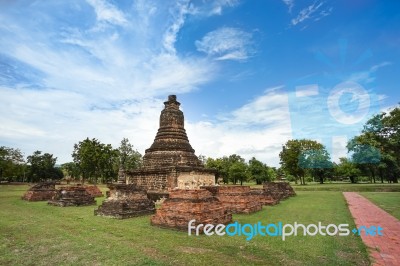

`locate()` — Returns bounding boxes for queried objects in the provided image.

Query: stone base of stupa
[94,184,155,219]
[48,186,96,207]
[202,186,263,214]
[22,182,56,201]
[150,189,232,232]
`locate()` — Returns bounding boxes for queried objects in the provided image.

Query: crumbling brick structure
[151,189,232,232]
[249,188,279,206]
[94,184,155,219]
[202,186,263,214]
[84,185,104,197]
[21,182,56,201]
[48,186,96,207]
[262,182,296,201]
[126,95,216,199]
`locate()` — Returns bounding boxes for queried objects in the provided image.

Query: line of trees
[279,105,400,184]
[0,147,62,182]
[0,138,142,184]
[70,137,142,184]
[204,154,277,185]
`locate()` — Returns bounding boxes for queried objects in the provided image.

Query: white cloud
[348,61,392,84]
[209,0,239,15]
[86,0,128,27]
[0,1,237,164]
[195,27,253,61]
[291,1,332,26]
[282,0,294,13]
[162,1,192,54]
[186,87,293,166]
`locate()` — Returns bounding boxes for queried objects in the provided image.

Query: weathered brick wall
[151,189,232,232]
[202,186,263,214]
[127,170,170,192]
[263,182,296,201]
[84,185,103,197]
[249,188,279,206]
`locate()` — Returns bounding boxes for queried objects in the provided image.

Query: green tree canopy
[117,138,142,171]
[279,139,326,185]
[0,146,25,181]
[26,151,62,182]
[248,157,272,184]
[72,138,118,184]
[348,105,400,183]
[334,157,361,183]
[299,147,333,184]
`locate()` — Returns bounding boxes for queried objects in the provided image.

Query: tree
[334,157,361,183]
[117,138,142,171]
[205,157,229,183]
[26,151,62,182]
[279,139,326,185]
[72,138,119,184]
[0,146,25,181]
[299,147,333,184]
[61,162,80,183]
[248,157,271,184]
[229,160,248,185]
[347,105,400,183]
[205,154,248,184]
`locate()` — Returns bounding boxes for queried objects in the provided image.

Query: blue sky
[0,0,399,166]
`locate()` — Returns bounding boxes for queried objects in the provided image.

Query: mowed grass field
[0,185,370,266]
[360,192,400,220]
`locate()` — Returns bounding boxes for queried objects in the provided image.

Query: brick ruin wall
[127,170,169,192]
[202,185,262,214]
[95,184,155,219]
[263,182,296,201]
[48,186,96,207]
[151,189,232,232]
[21,182,56,201]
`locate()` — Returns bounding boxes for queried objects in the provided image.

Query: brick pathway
[343,192,400,266]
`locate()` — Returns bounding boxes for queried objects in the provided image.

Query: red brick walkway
[343,192,400,266]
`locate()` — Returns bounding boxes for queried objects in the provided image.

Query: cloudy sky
[1,0,399,167]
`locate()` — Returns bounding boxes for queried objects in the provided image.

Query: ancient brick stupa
[48,185,96,207]
[126,95,216,200]
[22,182,56,201]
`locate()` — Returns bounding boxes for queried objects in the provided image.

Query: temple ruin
[150,189,232,232]
[84,185,104,197]
[94,183,155,219]
[126,95,216,199]
[22,182,56,201]
[48,185,96,207]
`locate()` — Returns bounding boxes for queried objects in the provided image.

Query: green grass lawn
[359,192,400,220]
[0,185,370,265]
[291,182,400,192]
